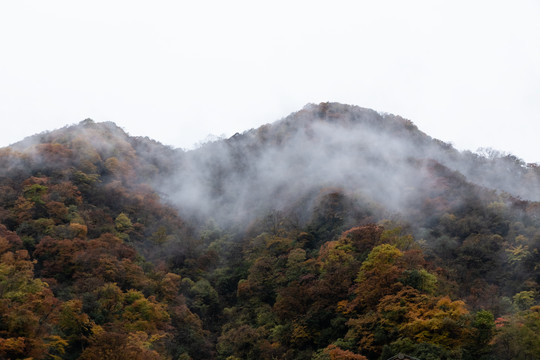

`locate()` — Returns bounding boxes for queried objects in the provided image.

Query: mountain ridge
[4,103,539,219]
[0,103,539,359]
[159,103,539,228]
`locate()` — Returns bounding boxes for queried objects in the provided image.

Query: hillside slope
[0,103,539,360]
[164,103,540,225]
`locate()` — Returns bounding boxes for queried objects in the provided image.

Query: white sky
[1,1,539,163]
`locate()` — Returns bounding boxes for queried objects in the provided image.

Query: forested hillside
[0,103,539,359]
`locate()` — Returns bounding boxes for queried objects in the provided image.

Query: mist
[3,103,538,231]
[159,103,540,228]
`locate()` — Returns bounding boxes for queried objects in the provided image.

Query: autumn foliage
[0,114,539,359]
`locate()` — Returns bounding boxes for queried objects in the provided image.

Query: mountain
[0,103,539,360]
[165,103,539,224]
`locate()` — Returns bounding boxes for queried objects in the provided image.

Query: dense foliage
[0,104,539,359]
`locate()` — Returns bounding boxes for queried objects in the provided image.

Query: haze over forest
[0,103,539,360]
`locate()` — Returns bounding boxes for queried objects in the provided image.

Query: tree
[348,244,405,311]
[0,248,64,359]
[313,344,367,360]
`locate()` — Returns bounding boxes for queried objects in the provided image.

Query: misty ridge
[2,102,540,359]
[2,102,539,228]
[157,102,540,226]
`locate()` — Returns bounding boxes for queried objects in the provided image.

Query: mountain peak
[0,104,539,359]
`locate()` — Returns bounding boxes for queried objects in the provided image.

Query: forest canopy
[0,103,539,359]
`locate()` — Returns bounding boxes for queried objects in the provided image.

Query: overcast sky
[1,1,539,163]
